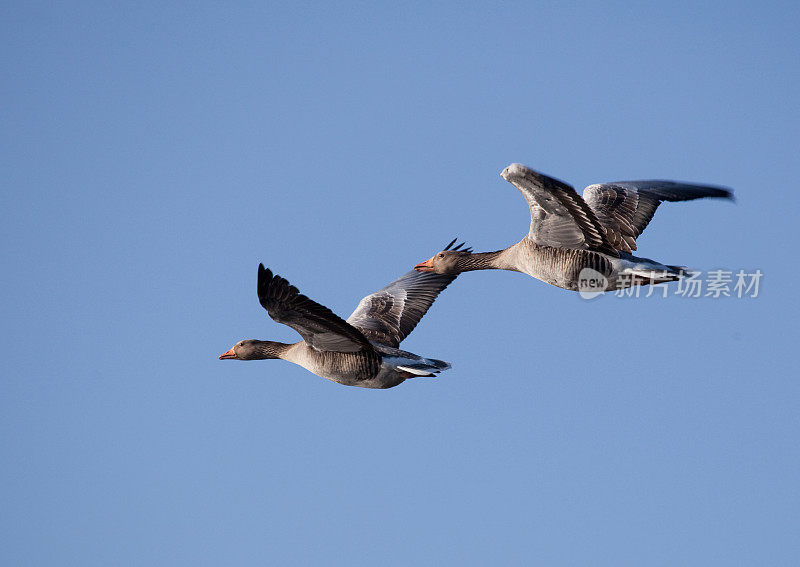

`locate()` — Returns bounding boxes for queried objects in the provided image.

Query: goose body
[277,341,451,389]
[415,163,732,292]
[220,264,457,389]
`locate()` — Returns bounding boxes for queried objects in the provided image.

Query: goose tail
[667,265,693,278]
[624,264,688,285]
[395,357,451,378]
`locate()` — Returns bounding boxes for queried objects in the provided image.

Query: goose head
[219,340,285,360]
[414,250,463,274]
[414,238,472,274]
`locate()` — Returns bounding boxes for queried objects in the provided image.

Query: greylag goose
[219,262,459,389]
[414,163,733,292]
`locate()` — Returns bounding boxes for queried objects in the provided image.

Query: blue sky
[2,1,799,565]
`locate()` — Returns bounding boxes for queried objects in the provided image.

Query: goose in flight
[414,163,733,292]
[219,261,459,389]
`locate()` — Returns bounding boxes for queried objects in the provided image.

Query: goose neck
[456,250,506,271]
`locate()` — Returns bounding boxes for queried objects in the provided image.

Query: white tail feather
[397,365,437,376]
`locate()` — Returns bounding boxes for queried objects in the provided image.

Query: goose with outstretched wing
[414,163,733,292]
[220,258,459,389]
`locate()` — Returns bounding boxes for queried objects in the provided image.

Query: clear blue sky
[3,2,798,565]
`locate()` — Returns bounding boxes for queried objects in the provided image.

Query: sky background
[3,1,799,565]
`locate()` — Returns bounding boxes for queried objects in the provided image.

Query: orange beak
[414,257,435,272]
[219,348,237,360]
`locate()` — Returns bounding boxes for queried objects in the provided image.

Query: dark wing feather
[583,180,733,252]
[257,264,373,353]
[501,163,618,256]
[346,270,457,348]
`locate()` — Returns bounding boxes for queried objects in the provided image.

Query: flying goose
[219,262,459,389]
[414,163,733,292]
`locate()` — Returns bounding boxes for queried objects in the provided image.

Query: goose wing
[501,163,618,256]
[346,270,457,348]
[582,180,733,253]
[257,264,373,353]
